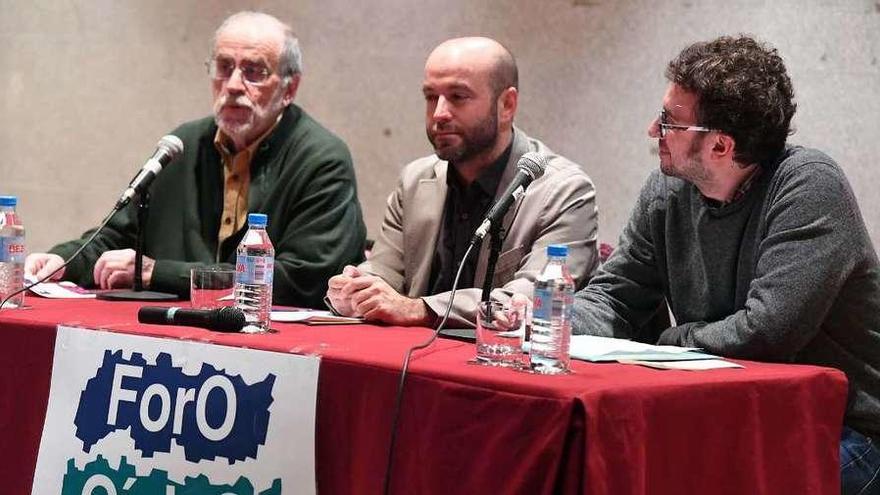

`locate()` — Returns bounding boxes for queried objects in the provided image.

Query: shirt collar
[730,165,763,203]
[704,165,764,209]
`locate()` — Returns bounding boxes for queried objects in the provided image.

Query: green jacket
[51,104,366,308]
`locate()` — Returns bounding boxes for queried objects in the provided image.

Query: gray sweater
[572,146,880,438]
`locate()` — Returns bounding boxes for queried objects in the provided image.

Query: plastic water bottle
[530,244,574,374]
[234,213,274,333]
[0,196,26,309]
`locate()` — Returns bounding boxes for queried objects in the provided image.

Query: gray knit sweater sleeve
[570,172,666,341]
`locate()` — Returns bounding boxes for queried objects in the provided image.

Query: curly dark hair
[666,35,796,167]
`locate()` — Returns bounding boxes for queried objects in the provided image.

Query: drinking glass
[475,300,525,367]
[190,266,235,310]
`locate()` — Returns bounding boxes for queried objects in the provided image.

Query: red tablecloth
[0,297,847,494]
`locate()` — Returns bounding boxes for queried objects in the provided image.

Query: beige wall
[2,0,879,255]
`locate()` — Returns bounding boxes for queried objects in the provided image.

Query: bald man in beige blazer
[327,37,598,327]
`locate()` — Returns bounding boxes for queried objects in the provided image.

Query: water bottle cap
[547,244,568,257]
[0,196,17,207]
[247,213,268,226]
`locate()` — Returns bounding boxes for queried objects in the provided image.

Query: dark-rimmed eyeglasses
[657,109,714,138]
[206,57,273,86]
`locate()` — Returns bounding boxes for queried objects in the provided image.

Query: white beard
[214,91,285,147]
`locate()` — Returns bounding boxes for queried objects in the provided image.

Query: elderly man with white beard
[25,11,366,308]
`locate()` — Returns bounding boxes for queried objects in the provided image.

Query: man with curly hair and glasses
[571,35,880,493]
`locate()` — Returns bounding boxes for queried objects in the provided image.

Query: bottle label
[0,236,25,263]
[235,255,274,285]
[0,212,18,230]
[532,287,553,321]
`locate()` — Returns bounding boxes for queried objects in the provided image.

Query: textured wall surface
[2,0,878,256]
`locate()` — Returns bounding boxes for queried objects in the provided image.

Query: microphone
[471,151,547,243]
[115,135,185,210]
[138,306,246,332]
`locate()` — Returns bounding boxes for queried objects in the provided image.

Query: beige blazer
[361,128,599,327]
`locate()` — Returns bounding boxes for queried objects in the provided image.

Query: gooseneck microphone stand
[480,221,506,302]
[96,190,177,301]
[132,190,150,292]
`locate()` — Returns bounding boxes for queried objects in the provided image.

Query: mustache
[430,122,458,134]
[218,95,254,110]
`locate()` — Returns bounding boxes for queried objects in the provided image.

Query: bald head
[422,37,519,174]
[426,37,518,98]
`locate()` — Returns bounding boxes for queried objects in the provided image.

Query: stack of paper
[524,335,742,370]
[569,335,711,362]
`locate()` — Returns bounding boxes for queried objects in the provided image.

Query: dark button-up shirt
[428,143,512,295]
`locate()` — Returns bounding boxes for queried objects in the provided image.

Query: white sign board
[32,326,320,495]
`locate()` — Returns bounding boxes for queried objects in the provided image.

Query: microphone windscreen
[212,306,247,332]
[517,152,547,180]
[157,135,184,158]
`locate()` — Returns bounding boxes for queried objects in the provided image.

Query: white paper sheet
[270,310,363,325]
[618,359,744,370]
[25,276,95,299]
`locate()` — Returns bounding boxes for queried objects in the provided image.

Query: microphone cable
[0,207,119,311]
[382,241,476,495]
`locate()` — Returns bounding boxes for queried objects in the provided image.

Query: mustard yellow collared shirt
[213,116,281,248]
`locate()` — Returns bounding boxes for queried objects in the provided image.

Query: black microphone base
[96,289,179,301]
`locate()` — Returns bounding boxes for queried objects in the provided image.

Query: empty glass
[190,266,235,310]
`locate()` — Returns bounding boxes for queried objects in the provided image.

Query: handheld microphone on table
[115,135,184,210]
[471,151,547,244]
[138,306,246,332]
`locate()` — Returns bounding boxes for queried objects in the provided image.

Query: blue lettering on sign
[74,351,276,462]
